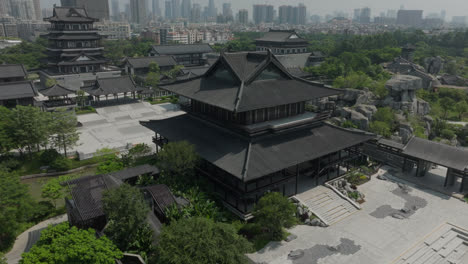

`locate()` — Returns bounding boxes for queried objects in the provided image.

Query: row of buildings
[143,27,233,45]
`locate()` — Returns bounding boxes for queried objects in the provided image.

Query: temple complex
[40,6,120,90]
[142,50,375,219]
[255,29,309,55]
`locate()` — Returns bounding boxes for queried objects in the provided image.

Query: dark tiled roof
[402,137,468,171]
[256,29,307,43]
[45,7,97,22]
[111,164,159,181]
[142,114,375,181]
[82,76,140,96]
[0,81,37,100]
[126,56,177,68]
[46,34,102,40]
[160,51,340,112]
[62,165,160,222]
[151,44,213,55]
[0,64,27,79]
[142,184,177,216]
[377,138,405,150]
[39,83,75,97]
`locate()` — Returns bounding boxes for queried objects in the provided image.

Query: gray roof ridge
[220,52,246,83]
[324,121,376,136]
[241,142,252,181]
[233,81,244,113]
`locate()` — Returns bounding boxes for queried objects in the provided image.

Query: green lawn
[21,167,97,208]
[10,152,114,176]
[75,106,97,115]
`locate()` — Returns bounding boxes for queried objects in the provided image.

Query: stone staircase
[294,185,359,226]
[394,223,468,264]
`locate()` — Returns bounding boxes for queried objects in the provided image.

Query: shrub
[49,156,72,171]
[252,192,296,240]
[441,128,456,140]
[342,120,358,129]
[29,201,55,222]
[0,158,21,171]
[40,149,61,164]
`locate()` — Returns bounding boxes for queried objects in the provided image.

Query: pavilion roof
[142,184,177,217]
[82,76,141,96]
[159,51,340,112]
[151,43,213,55]
[45,7,98,22]
[0,81,37,100]
[402,137,468,171]
[0,64,27,79]
[39,83,75,97]
[125,56,177,69]
[141,114,375,182]
[255,29,308,43]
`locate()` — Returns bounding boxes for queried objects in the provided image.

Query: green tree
[96,155,124,174]
[252,192,296,240]
[41,174,76,208]
[439,97,455,119]
[76,90,86,108]
[157,217,253,264]
[0,252,7,264]
[9,106,50,154]
[50,109,79,156]
[0,168,33,251]
[20,223,122,264]
[455,100,468,120]
[0,107,14,154]
[45,78,57,88]
[373,107,395,124]
[148,61,160,73]
[157,141,199,188]
[165,65,184,80]
[369,121,392,138]
[102,184,153,253]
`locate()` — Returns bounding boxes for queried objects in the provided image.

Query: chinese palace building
[40,7,120,90]
[142,50,375,219]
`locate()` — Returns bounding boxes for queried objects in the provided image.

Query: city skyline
[38,0,468,19]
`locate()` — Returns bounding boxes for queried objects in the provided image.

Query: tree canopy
[0,168,33,251]
[157,217,253,264]
[102,184,153,254]
[20,223,122,264]
[252,192,296,240]
[157,141,199,188]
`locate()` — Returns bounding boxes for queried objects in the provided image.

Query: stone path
[295,186,358,226]
[5,214,68,264]
[394,223,468,264]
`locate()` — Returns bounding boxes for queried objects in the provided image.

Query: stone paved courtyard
[247,167,468,264]
[72,102,184,159]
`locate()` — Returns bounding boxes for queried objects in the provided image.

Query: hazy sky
[41,0,468,19]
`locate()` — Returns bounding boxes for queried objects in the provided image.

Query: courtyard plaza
[247,165,468,264]
[72,102,184,159]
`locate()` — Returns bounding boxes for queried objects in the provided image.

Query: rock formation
[383,75,431,115]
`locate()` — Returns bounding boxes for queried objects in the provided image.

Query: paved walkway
[5,214,68,264]
[247,168,468,264]
[294,186,358,226]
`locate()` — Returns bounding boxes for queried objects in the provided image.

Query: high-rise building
[152,0,161,17]
[253,4,274,24]
[171,0,180,19]
[278,4,305,25]
[165,1,171,19]
[124,3,130,19]
[111,0,119,18]
[191,3,201,22]
[296,3,306,25]
[74,0,110,21]
[208,0,216,17]
[130,0,147,25]
[359,7,371,23]
[452,16,467,27]
[181,0,190,18]
[238,9,248,25]
[222,3,232,17]
[0,0,8,16]
[32,0,41,20]
[353,8,360,21]
[397,10,423,27]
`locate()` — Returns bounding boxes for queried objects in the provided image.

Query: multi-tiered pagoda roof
[43,7,107,74]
